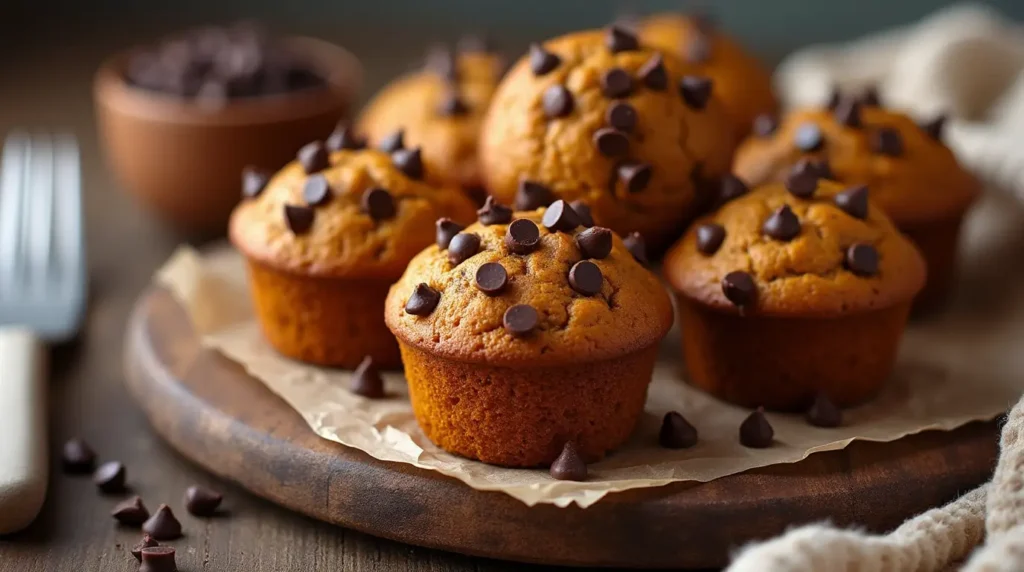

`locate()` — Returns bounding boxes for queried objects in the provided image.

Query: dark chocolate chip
[794,122,824,151]
[542,199,580,232]
[616,162,652,193]
[784,160,820,198]
[361,187,396,221]
[549,441,587,481]
[696,223,726,255]
[435,218,464,249]
[638,54,667,90]
[826,85,842,110]
[529,43,561,76]
[542,85,574,118]
[437,91,470,117]
[112,496,150,526]
[718,174,749,204]
[860,85,882,106]
[447,232,481,266]
[503,304,539,336]
[139,545,177,572]
[62,438,96,474]
[570,201,594,227]
[686,33,711,63]
[184,485,223,516]
[505,218,541,254]
[721,270,756,307]
[378,129,405,153]
[623,232,648,264]
[325,123,366,151]
[284,204,315,235]
[477,196,513,225]
[93,461,126,494]
[297,141,329,174]
[405,283,441,316]
[920,114,947,141]
[872,127,903,156]
[806,394,843,428]
[605,102,637,133]
[302,174,332,207]
[679,76,713,110]
[515,180,554,211]
[762,205,801,241]
[568,260,603,296]
[593,128,629,157]
[475,262,508,295]
[606,25,640,53]
[392,147,425,179]
[576,227,613,259]
[241,166,270,199]
[131,535,159,562]
[601,68,633,98]
[425,45,458,81]
[810,157,835,180]
[351,356,386,399]
[659,412,698,449]
[845,243,879,276]
[142,505,182,540]
[834,97,862,127]
[752,113,777,137]
[835,185,869,219]
[739,407,774,448]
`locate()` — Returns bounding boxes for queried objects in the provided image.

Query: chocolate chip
[284,204,315,235]
[549,441,587,481]
[576,227,613,259]
[361,187,396,221]
[835,185,869,219]
[477,196,513,225]
[350,356,386,399]
[475,262,508,295]
[505,218,541,254]
[638,54,667,90]
[752,114,777,137]
[834,97,862,127]
[659,412,698,449]
[762,205,801,241]
[542,199,580,232]
[378,129,405,153]
[679,76,713,109]
[606,25,639,53]
[139,545,177,572]
[601,68,633,98]
[739,408,774,448]
[392,147,424,179]
[131,535,159,562]
[529,43,560,75]
[722,271,756,307]
[435,218,464,249]
[696,223,726,255]
[542,85,574,118]
[921,114,947,141]
[447,232,481,266]
[794,122,824,151]
[515,180,554,211]
[784,160,820,198]
[296,141,329,174]
[826,85,842,110]
[62,438,96,474]
[437,91,470,117]
[623,232,648,264]
[325,123,366,151]
[718,174,749,204]
[112,496,150,526]
[605,102,637,132]
[241,166,270,199]
[806,394,843,428]
[845,243,879,276]
[593,128,629,157]
[503,304,539,336]
[184,485,223,516]
[686,34,711,63]
[615,161,652,194]
[860,85,882,106]
[302,174,332,207]
[93,461,126,494]
[810,157,835,180]
[570,201,594,227]
[405,283,441,316]
[872,127,903,156]
[568,260,603,296]
[142,505,182,540]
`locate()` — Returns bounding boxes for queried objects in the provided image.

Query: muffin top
[477,26,735,248]
[385,200,674,366]
[664,175,926,317]
[733,102,980,226]
[639,13,777,140]
[229,141,476,279]
[357,44,504,191]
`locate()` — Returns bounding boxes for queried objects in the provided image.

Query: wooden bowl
[94,36,362,234]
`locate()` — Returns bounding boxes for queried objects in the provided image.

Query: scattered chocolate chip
[606,25,639,53]
[529,43,561,75]
[405,283,441,316]
[920,114,947,141]
[834,97,862,127]
[503,304,539,336]
[826,85,842,110]
[284,204,315,235]
[784,160,820,198]
[718,174,749,204]
[350,356,385,399]
[184,485,223,516]
[378,129,405,153]
[302,174,332,207]
[425,45,458,81]
[542,199,581,232]
[872,127,903,156]
[296,141,329,174]
[361,187,396,221]
[601,68,633,98]
[752,114,777,137]
[549,441,587,481]
[739,408,774,448]
[679,76,713,109]
[241,166,270,199]
[806,394,843,428]
[593,128,629,157]
[659,412,698,449]
[131,535,159,562]
[447,232,481,266]
[93,461,126,494]
[638,54,667,90]
[845,243,879,276]
[475,262,508,295]
[686,34,711,63]
[835,185,869,219]
[568,260,603,296]
[794,122,824,151]
[112,496,150,526]
[515,180,554,211]
[576,227,613,259]
[325,123,366,151]
[435,218,464,249]
[505,218,541,254]
[542,85,574,118]
[762,205,801,241]
[477,196,513,225]
[139,545,177,572]
[437,91,470,117]
[696,223,726,255]
[860,85,882,106]
[722,271,756,308]
[142,504,182,540]
[62,438,96,474]
[623,232,648,264]
[605,102,637,133]
[392,147,425,179]
[570,201,594,227]
[616,162,652,194]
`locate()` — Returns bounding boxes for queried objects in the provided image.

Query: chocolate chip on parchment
[361,187,396,221]
[623,232,648,264]
[576,227,613,259]
[570,200,594,227]
[131,535,159,562]
[920,115,947,141]
[793,122,824,151]
[784,159,820,198]
[62,438,96,474]
[617,162,652,193]
[806,394,843,428]
[241,166,270,199]
[297,141,329,174]
[503,304,539,336]
[392,147,425,179]
[505,218,541,254]
[435,218,465,249]
[696,223,726,255]
[350,356,386,399]
[568,260,603,296]
[593,128,629,157]
[872,127,903,156]
[845,243,879,276]
[302,174,332,207]
[542,199,581,232]
[752,113,777,137]
[721,270,756,308]
[542,85,574,118]
[515,180,554,211]
[605,102,637,133]
[475,262,508,295]
[762,205,801,241]
[112,496,150,526]
[549,441,587,481]
[835,185,869,219]
[284,204,315,235]
[378,129,405,153]
[325,123,366,151]
[638,53,668,90]
[601,68,633,98]
[740,407,774,448]
[93,461,126,494]
[659,412,698,449]
[834,97,862,128]
[679,76,712,110]
[184,485,223,516]
[606,25,640,53]
[477,196,513,225]
[529,43,561,75]
[142,505,182,540]
[447,232,481,266]
[405,284,441,316]
[139,545,177,572]
[437,91,470,117]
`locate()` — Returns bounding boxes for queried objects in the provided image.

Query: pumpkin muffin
[385,199,673,467]
[358,43,504,205]
[733,101,979,311]
[478,26,736,251]
[229,138,476,368]
[663,175,926,411]
[638,12,778,140]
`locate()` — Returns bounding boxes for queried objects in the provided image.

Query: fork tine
[0,133,30,297]
[53,134,82,291]
[27,134,55,295]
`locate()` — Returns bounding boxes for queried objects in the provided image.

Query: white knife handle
[0,328,47,534]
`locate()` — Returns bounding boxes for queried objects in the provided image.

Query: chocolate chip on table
[528,43,561,75]
[139,545,177,572]
[835,185,869,219]
[515,180,554,211]
[806,394,843,428]
[623,232,648,265]
[392,147,425,179]
[503,304,539,336]
[793,122,824,152]
[297,141,329,174]
[477,196,513,225]
[568,260,603,296]
[112,496,150,526]
[593,128,629,157]
[718,174,749,204]
[721,270,756,308]
[576,227,613,260]
[860,85,882,106]
[62,438,96,474]
[570,201,594,227]
[241,166,270,199]
[302,174,332,207]
[549,441,587,481]
[762,205,801,241]
[739,407,774,448]
[505,218,541,254]
[845,243,879,276]
[475,262,508,295]
[686,33,711,63]
[606,25,640,53]
[617,162,652,193]
[834,97,862,128]
[679,76,713,110]
[659,411,698,449]
[601,68,633,98]
[184,485,223,516]
[325,123,366,152]
[435,218,465,249]
[605,102,638,133]
[542,200,581,232]
[405,283,441,316]
[696,223,726,255]
[131,535,159,562]
[350,356,386,399]
[437,91,470,117]
[784,160,820,198]
[542,85,574,118]
[284,204,315,235]
[378,129,405,153]
[361,187,396,221]
[752,113,777,137]
[637,54,667,90]
[447,232,481,266]
[93,461,126,494]
[920,114,947,141]
[142,504,182,540]
[872,127,903,156]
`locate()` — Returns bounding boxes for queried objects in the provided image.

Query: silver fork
[0,132,86,534]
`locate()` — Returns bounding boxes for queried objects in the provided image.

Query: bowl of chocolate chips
[95,22,361,233]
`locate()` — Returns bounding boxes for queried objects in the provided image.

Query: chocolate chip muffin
[384,199,673,467]
[358,44,504,205]
[663,175,925,411]
[733,101,979,311]
[478,26,736,251]
[229,138,477,368]
[638,13,778,140]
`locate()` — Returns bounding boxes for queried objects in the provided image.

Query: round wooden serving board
[124,287,999,569]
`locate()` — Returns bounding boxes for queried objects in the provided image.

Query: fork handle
[0,328,47,534]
